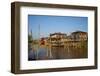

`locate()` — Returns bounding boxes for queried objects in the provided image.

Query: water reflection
[28,45,87,61]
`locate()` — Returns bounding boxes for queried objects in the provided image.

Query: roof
[50,32,67,36]
[71,31,87,35]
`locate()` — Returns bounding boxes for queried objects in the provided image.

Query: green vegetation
[28,35,33,43]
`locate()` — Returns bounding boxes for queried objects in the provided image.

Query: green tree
[28,34,33,43]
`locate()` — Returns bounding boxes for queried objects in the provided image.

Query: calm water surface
[28,45,87,60]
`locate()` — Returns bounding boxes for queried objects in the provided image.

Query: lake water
[28,45,87,61]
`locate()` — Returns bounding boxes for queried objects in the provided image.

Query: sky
[28,15,88,39]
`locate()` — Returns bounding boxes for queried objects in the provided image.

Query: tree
[28,34,33,43]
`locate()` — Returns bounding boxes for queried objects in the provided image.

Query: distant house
[39,31,88,47]
[71,31,88,41]
[50,32,67,39]
[49,32,67,46]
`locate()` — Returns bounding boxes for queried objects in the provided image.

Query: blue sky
[28,15,88,39]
